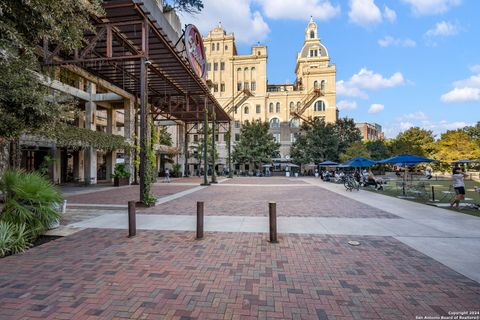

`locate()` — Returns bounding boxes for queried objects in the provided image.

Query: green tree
[365,139,391,160]
[334,117,362,155]
[291,119,339,164]
[0,0,103,170]
[339,141,371,162]
[464,122,480,147]
[232,120,280,171]
[164,0,204,13]
[191,125,218,173]
[389,127,435,156]
[433,130,480,163]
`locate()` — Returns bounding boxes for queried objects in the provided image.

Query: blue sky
[182,0,480,138]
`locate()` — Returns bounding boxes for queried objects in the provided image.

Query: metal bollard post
[128,201,136,237]
[431,186,435,202]
[269,202,278,243]
[196,201,204,240]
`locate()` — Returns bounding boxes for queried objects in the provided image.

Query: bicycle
[344,175,360,191]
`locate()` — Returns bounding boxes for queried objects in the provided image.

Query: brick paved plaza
[1,177,479,320]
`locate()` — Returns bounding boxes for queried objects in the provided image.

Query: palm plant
[0,221,30,257]
[0,169,63,239]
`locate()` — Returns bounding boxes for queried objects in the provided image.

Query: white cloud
[378,36,416,47]
[383,6,397,23]
[470,65,480,73]
[337,68,405,99]
[441,69,480,103]
[350,68,405,90]
[181,0,270,44]
[368,103,384,113]
[336,81,369,98]
[441,87,480,103]
[425,21,460,37]
[261,0,341,21]
[401,111,428,120]
[337,100,358,110]
[401,0,461,16]
[348,0,382,28]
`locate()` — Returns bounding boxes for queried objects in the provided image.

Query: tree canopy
[339,141,371,162]
[0,0,103,138]
[232,120,280,168]
[164,0,204,14]
[365,139,390,160]
[388,127,435,156]
[433,130,480,163]
[291,119,339,164]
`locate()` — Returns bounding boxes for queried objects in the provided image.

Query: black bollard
[196,201,204,240]
[128,201,136,237]
[269,202,278,243]
[431,186,435,202]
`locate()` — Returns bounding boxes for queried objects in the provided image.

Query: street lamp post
[210,110,217,184]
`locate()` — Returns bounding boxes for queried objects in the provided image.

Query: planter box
[114,177,130,187]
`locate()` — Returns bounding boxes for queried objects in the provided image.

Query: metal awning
[42,0,230,124]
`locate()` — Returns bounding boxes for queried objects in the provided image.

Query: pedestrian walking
[450,167,466,209]
[164,168,171,183]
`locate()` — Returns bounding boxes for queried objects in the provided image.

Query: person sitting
[425,166,433,180]
[365,170,382,190]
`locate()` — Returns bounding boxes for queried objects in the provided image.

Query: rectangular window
[273,133,280,143]
[290,133,296,143]
[216,43,219,51]
[235,133,240,142]
[251,81,256,91]
[237,82,242,91]
[225,45,228,51]
[214,63,218,71]
[220,83,225,92]
[256,105,261,113]
[234,120,240,128]
[220,62,225,70]
[193,134,198,143]
[211,43,215,51]
[213,83,218,92]
[207,63,211,71]
[215,134,219,142]
[244,82,249,91]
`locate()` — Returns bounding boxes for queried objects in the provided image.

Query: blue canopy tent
[378,154,436,195]
[341,157,376,168]
[318,161,339,166]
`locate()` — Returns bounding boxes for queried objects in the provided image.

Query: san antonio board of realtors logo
[185,24,206,79]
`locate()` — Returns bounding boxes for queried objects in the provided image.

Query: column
[84,81,97,185]
[106,108,117,181]
[124,99,135,183]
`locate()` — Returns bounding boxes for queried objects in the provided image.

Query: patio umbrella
[378,154,436,195]
[341,157,376,168]
[318,161,339,166]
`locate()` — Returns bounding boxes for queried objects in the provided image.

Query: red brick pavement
[141,185,398,218]
[64,184,195,205]
[0,229,478,320]
[219,177,309,185]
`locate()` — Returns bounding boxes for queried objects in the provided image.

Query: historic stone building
[201,18,338,170]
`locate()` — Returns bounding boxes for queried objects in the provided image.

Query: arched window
[310,30,315,39]
[269,118,280,129]
[320,80,326,91]
[269,103,274,113]
[276,102,280,113]
[289,101,295,111]
[297,101,301,110]
[314,100,326,112]
[289,118,300,128]
[251,67,256,80]
[244,105,249,114]
[314,80,319,89]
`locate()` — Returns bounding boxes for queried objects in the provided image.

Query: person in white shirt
[164,168,171,183]
[450,167,466,209]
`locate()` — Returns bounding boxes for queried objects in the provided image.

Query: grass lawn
[365,178,480,217]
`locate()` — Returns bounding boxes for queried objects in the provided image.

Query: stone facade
[200,18,338,168]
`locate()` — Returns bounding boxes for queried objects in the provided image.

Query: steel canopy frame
[42,0,230,201]
[43,0,230,124]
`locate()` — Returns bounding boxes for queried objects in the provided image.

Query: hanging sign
[184,24,206,79]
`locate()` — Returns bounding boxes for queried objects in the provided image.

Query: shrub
[0,169,62,239]
[112,163,131,178]
[0,221,30,257]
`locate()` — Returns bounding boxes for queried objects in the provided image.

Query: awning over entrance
[43,0,230,124]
